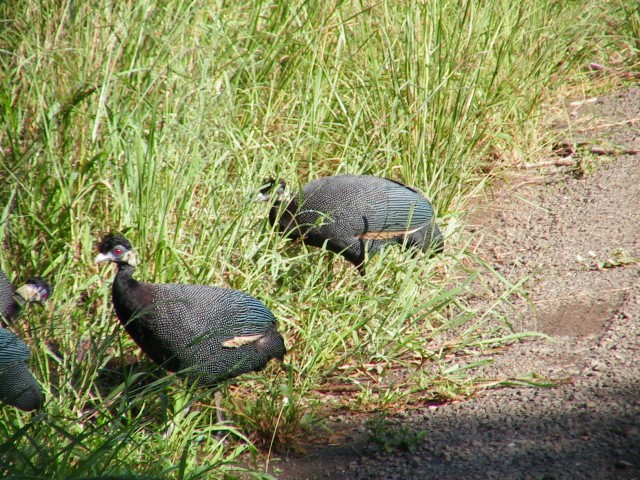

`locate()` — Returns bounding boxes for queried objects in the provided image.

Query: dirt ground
[269,88,640,479]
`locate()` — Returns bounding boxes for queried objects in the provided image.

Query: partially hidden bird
[0,269,51,411]
[94,233,286,388]
[258,174,444,274]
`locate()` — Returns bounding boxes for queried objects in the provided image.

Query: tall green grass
[0,0,635,477]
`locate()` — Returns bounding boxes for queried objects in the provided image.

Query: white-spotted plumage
[264,174,444,274]
[0,268,46,411]
[0,270,14,322]
[0,328,42,411]
[96,234,286,386]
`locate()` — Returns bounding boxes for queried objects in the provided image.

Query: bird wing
[153,284,276,344]
[0,358,42,411]
[223,290,278,336]
[221,334,265,348]
[0,328,30,367]
[358,185,434,239]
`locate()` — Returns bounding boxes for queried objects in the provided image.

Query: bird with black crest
[94,233,286,419]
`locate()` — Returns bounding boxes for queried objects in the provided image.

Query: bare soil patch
[268,87,640,479]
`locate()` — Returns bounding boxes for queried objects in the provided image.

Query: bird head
[14,277,52,304]
[95,233,137,266]
[256,178,286,202]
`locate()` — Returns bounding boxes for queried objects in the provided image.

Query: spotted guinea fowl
[0,269,51,411]
[95,233,286,387]
[1,271,50,326]
[259,174,444,274]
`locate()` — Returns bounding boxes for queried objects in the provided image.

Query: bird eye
[114,248,123,255]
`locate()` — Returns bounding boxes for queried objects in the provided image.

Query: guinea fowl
[259,174,444,274]
[1,272,50,326]
[0,270,51,411]
[94,233,286,388]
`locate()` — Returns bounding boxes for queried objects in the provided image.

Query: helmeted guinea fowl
[95,233,286,387]
[258,174,444,274]
[0,269,51,411]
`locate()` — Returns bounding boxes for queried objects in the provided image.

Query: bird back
[115,280,285,385]
[288,175,436,236]
[0,270,16,323]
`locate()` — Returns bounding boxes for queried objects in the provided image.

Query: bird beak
[94,251,137,266]
[94,253,112,264]
[15,284,38,302]
[256,191,271,202]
